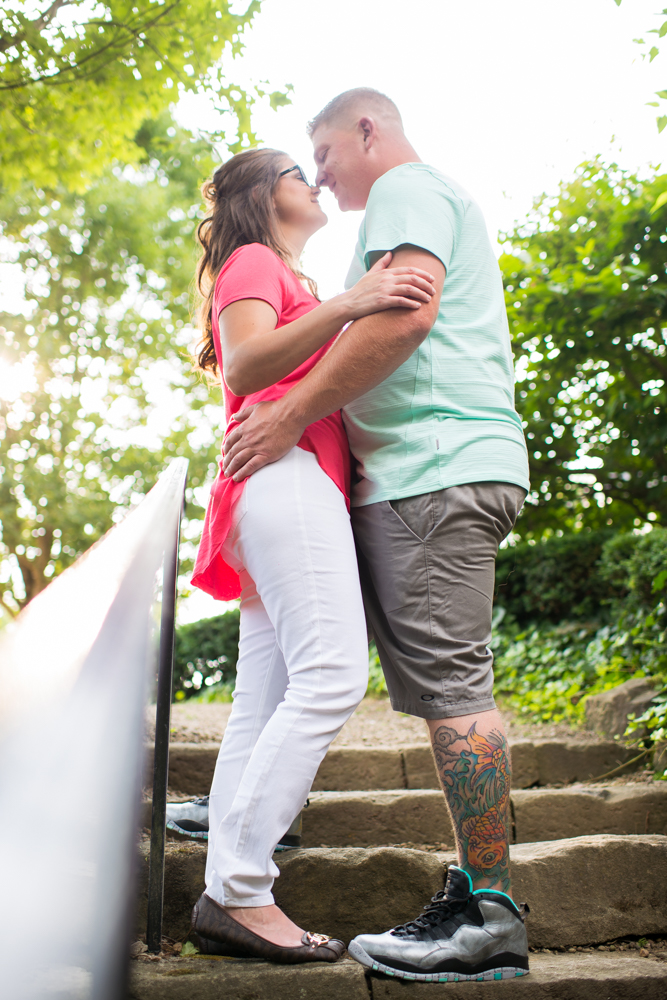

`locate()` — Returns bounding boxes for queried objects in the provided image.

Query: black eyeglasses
[279,164,310,186]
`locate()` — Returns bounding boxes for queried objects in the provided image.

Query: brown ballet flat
[191,892,346,964]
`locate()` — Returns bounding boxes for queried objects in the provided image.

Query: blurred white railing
[0,458,188,1000]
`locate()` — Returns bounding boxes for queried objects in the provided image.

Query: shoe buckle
[303,932,330,948]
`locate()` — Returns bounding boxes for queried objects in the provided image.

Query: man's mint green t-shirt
[343,162,530,507]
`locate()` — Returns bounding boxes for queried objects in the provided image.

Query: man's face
[311,122,374,212]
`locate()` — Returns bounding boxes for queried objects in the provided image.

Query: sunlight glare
[0,357,38,402]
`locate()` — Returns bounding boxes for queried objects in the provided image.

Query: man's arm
[222,246,445,481]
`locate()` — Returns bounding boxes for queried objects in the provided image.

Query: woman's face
[272,158,327,241]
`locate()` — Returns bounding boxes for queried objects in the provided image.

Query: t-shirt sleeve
[362,165,463,273]
[214,243,286,318]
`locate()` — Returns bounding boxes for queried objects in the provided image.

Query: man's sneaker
[274,807,304,851]
[348,865,529,983]
[166,796,210,841]
[165,796,306,850]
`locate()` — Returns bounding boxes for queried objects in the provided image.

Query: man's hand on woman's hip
[222,400,305,482]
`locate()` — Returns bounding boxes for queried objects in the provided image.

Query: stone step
[128,951,667,1000]
[301,784,667,847]
[151,739,641,796]
[135,834,667,950]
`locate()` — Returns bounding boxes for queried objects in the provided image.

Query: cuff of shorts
[390,695,497,721]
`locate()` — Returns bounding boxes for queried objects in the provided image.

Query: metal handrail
[147,467,184,952]
[0,458,188,999]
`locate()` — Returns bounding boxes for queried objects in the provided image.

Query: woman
[190,148,435,963]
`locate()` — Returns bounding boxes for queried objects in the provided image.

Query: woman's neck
[276,224,308,271]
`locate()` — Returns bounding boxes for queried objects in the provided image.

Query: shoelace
[392,890,473,937]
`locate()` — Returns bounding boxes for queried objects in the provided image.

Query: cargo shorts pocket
[352,500,428,615]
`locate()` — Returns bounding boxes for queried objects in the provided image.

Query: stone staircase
[130,731,667,998]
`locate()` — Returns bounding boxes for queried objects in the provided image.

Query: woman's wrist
[326,290,357,325]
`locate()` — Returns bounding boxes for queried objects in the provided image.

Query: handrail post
[146,477,186,953]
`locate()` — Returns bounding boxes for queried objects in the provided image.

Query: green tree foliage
[0,119,224,616]
[492,530,667,750]
[501,160,667,536]
[173,608,239,698]
[0,0,282,191]
[495,527,667,626]
[495,530,618,625]
[614,0,667,132]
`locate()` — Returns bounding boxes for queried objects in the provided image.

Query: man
[222,88,531,983]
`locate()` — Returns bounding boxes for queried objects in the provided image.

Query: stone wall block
[138,836,667,950]
[585,678,656,738]
[129,957,369,1000]
[137,841,207,942]
[302,790,454,848]
[272,847,445,943]
[509,835,667,948]
[311,747,405,791]
[401,744,439,789]
[512,786,667,843]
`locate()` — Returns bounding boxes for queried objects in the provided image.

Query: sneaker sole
[166,820,208,841]
[166,821,301,852]
[348,941,530,983]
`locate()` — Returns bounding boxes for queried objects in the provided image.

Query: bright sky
[178,0,667,301]
[4,0,667,624]
[177,0,667,623]
[179,0,667,622]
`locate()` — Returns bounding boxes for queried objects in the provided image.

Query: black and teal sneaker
[348,866,529,983]
[166,796,210,841]
[165,796,306,850]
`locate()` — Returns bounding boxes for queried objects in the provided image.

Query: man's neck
[367,140,422,191]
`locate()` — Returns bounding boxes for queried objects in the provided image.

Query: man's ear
[358,116,378,149]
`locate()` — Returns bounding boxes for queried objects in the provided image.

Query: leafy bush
[173,610,240,701]
[495,530,621,624]
[495,527,667,626]
[600,528,667,609]
[367,645,389,697]
[492,599,667,750]
[627,691,667,778]
[173,614,392,701]
[492,531,667,766]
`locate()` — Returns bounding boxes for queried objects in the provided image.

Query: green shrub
[494,530,622,625]
[367,644,389,697]
[173,613,391,701]
[495,527,667,625]
[173,610,240,700]
[492,597,667,746]
[600,528,667,609]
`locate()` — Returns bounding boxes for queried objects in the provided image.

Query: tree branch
[0,0,74,55]
[0,590,19,619]
[0,5,182,91]
[33,0,73,33]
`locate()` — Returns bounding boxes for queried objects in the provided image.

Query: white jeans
[205,447,368,907]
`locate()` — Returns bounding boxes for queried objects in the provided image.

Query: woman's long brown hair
[195,147,318,375]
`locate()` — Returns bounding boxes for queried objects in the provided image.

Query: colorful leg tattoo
[431,724,512,893]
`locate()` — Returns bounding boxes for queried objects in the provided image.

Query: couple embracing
[189,88,530,983]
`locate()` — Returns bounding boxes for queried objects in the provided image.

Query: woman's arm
[221,252,435,396]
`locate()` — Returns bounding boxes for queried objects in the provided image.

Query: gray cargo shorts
[351,481,526,720]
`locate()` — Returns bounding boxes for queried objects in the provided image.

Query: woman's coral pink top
[191,243,351,601]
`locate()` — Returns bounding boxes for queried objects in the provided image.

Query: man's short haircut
[307,88,403,137]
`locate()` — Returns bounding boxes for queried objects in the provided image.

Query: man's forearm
[279,307,431,428]
[221,246,444,482]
